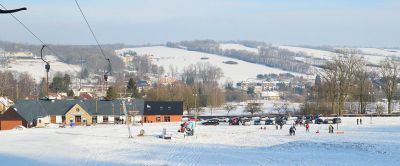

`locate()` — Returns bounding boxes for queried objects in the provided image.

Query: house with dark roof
[13,99,144,127]
[142,101,183,123]
[0,107,28,130]
[9,99,181,127]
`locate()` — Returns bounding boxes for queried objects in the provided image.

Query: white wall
[56,116,62,124]
[97,116,103,123]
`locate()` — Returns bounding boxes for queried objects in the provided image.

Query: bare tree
[354,61,371,114]
[244,103,262,116]
[224,104,237,116]
[319,49,364,115]
[380,58,398,114]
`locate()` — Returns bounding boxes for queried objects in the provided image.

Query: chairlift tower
[40,45,50,98]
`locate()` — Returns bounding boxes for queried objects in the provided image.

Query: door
[75,116,82,125]
[51,116,56,124]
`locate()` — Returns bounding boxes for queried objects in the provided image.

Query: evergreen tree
[127,78,140,98]
[106,86,118,100]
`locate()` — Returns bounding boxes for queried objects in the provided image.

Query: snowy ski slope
[0,117,399,166]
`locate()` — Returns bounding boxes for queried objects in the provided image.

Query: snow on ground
[277,45,336,60]
[219,43,259,54]
[277,45,391,65]
[1,56,80,83]
[358,48,400,57]
[0,117,399,166]
[126,46,303,83]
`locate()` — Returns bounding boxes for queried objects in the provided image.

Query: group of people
[179,121,194,136]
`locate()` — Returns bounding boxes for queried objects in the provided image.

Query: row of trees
[0,71,36,101]
[304,49,399,115]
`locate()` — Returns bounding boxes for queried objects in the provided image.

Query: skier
[306,123,310,132]
[357,118,359,125]
[360,118,362,125]
[0,7,27,14]
[280,122,283,130]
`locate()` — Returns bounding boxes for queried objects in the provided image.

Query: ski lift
[40,45,50,97]
[0,7,27,14]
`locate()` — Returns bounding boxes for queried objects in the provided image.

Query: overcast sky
[1,0,399,47]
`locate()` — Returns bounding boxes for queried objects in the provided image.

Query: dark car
[275,118,286,125]
[304,119,313,124]
[323,119,333,124]
[314,118,324,124]
[333,118,342,124]
[202,119,219,125]
[265,119,275,125]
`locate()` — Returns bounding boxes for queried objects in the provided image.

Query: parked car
[304,119,313,124]
[254,119,261,125]
[217,118,229,123]
[189,117,201,122]
[275,118,286,125]
[202,119,219,125]
[229,117,240,125]
[333,118,342,124]
[314,118,324,124]
[265,119,275,125]
[241,117,252,125]
[323,119,333,124]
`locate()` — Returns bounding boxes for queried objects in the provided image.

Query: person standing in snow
[357,118,359,125]
[328,124,334,133]
[360,118,362,125]
[289,126,294,136]
[306,123,310,132]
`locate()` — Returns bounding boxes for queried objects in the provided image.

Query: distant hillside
[0,41,125,73]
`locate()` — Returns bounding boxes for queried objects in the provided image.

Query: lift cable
[0,3,59,57]
[73,0,112,75]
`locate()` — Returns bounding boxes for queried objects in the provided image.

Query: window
[103,116,109,123]
[160,106,164,111]
[164,116,171,122]
[92,116,97,123]
[156,116,161,122]
[168,106,171,111]
[38,119,42,123]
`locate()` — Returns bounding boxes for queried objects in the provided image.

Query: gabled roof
[0,107,27,122]
[13,99,145,122]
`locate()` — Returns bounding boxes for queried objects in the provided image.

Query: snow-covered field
[123,46,304,83]
[219,43,259,54]
[1,117,399,166]
[1,56,80,82]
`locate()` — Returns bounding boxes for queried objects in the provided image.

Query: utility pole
[193,93,198,126]
[79,55,83,90]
